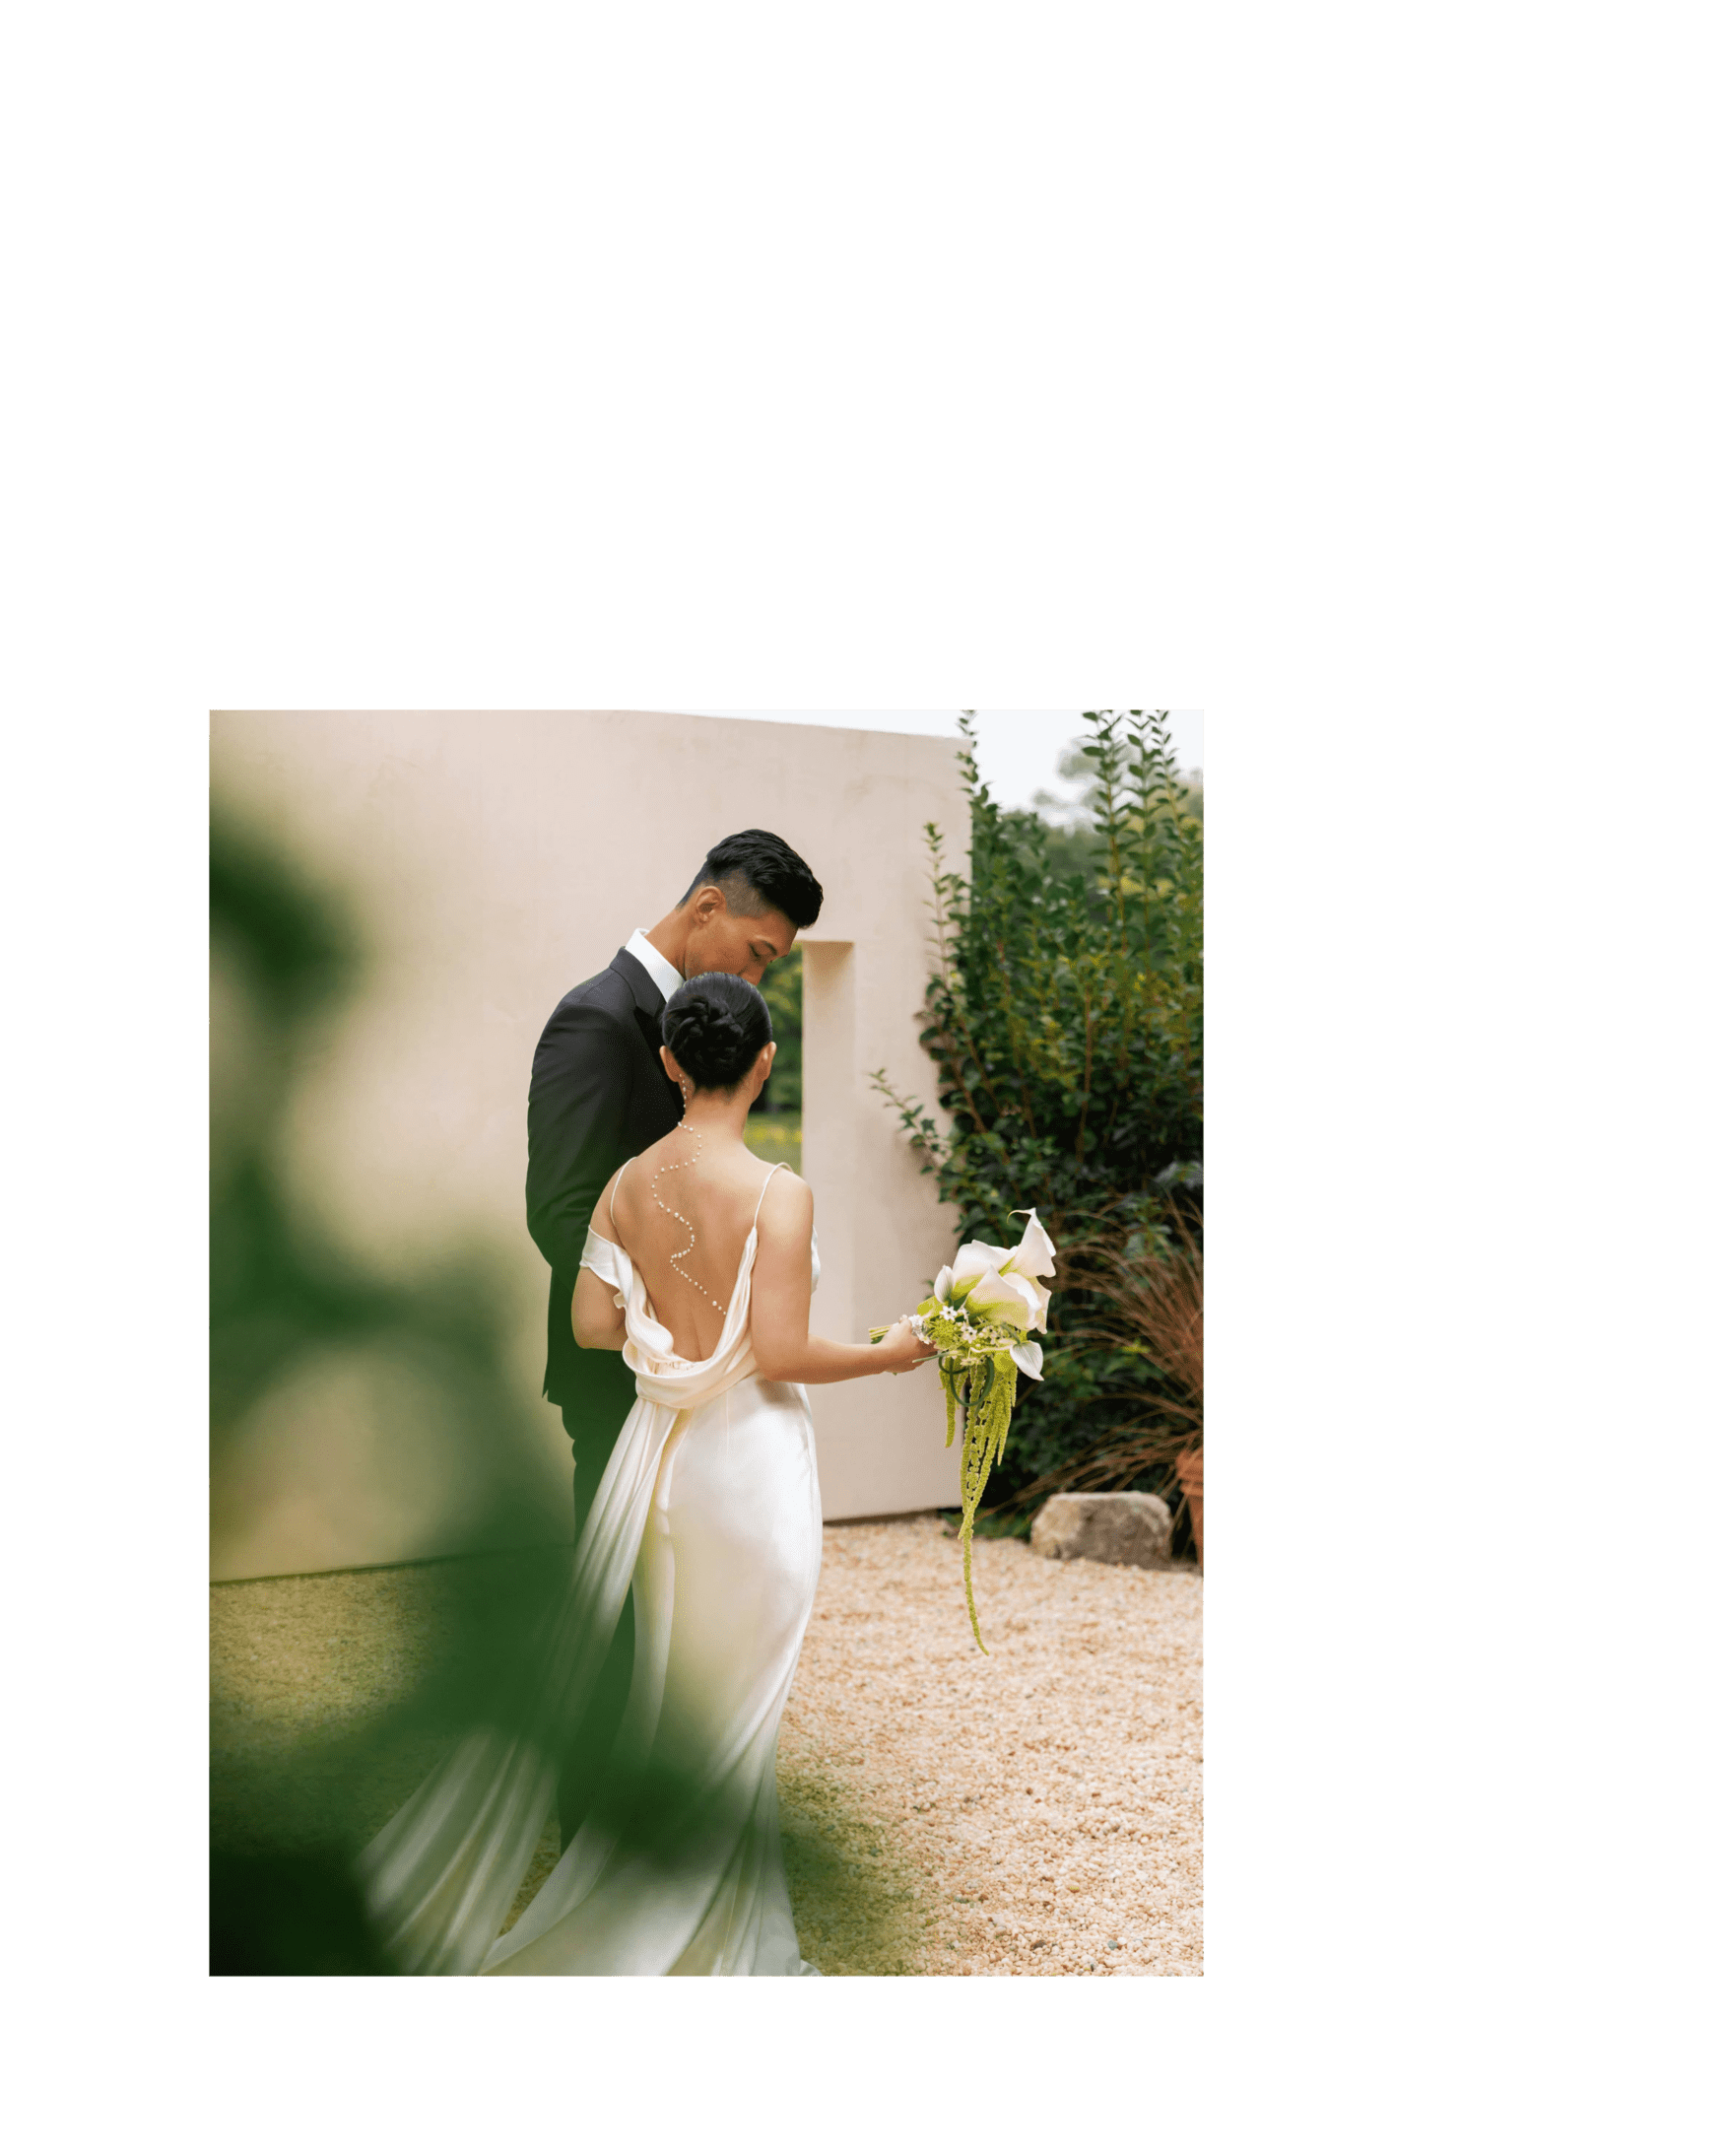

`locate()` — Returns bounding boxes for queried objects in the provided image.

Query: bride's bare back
[571,994,929,1383]
[605,1127,786,1362]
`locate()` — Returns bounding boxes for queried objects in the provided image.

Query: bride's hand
[876,1317,937,1375]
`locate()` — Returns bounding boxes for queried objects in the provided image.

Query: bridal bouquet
[872,1210,1057,1652]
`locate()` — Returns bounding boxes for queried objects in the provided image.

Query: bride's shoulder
[594,1164,629,1233]
[597,1154,640,1227]
[757,1166,814,1220]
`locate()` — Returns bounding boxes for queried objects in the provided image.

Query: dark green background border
[13,0,1697,2147]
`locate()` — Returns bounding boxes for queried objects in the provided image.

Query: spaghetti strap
[751,1161,786,1229]
[609,1157,632,1233]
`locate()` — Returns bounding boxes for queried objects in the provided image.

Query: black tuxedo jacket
[526,947,684,1422]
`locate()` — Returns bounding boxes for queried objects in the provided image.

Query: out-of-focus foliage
[744,1115,801,1172]
[210,814,559,1565]
[210,813,579,1972]
[209,812,882,1972]
[778,1764,925,1974]
[872,712,1203,1516]
[755,945,803,1113]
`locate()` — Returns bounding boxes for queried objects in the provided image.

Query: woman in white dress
[358,972,934,1975]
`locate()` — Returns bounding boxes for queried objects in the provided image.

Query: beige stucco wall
[211,711,968,1580]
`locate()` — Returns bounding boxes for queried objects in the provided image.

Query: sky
[691,710,1204,822]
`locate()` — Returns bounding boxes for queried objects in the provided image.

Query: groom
[526,829,824,1843]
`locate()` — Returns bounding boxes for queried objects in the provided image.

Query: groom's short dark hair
[682,831,824,930]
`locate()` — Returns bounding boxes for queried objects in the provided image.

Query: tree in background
[873,711,1203,1515]
[753,946,802,1116]
[1030,736,1203,884]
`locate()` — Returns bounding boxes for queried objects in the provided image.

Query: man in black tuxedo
[525,828,824,1845]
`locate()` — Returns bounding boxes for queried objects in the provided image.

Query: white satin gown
[358,1163,824,1975]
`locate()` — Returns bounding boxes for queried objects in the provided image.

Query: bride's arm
[571,1168,629,1350]
[751,1175,935,1384]
[572,1267,627,1350]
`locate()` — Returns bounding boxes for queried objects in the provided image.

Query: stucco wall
[211,710,968,1580]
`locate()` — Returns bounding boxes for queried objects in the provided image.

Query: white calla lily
[932,1264,955,1305]
[1006,1208,1057,1279]
[1007,1337,1044,1381]
[950,1241,1014,1296]
[1012,1274,1052,1332]
[961,1266,1039,1329]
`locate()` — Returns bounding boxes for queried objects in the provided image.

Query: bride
[358,971,935,1974]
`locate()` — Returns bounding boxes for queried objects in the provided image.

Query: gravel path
[781,1515,1202,1977]
[211,1516,1201,1977]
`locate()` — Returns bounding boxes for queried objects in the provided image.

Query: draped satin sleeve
[578,1225,631,1306]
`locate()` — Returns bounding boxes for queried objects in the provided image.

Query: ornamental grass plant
[1010,1206,1203,1531]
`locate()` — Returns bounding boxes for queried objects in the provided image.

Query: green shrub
[873,711,1202,1507]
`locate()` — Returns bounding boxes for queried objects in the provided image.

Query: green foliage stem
[948,1352,1018,1654]
[874,1299,1028,1650]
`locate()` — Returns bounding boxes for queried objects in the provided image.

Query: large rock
[1029,1492,1173,1570]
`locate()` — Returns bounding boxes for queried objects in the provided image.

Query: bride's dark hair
[663,972,773,1093]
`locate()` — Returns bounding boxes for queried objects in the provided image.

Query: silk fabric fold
[357,1196,823,1976]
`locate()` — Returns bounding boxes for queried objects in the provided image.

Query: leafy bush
[872,711,1202,1511]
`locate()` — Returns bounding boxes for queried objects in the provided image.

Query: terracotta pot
[1175,1449,1204,1566]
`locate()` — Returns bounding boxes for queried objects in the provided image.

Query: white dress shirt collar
[625,927,683,1005]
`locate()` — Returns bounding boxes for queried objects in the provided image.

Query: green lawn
[746,1116,801,1172]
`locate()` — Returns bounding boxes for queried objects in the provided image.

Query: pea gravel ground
[211,1515,1201,1977]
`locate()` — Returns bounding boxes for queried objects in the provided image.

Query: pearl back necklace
[651,1112,729,1314]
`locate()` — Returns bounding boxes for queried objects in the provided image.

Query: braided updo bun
[662,972,774,1093]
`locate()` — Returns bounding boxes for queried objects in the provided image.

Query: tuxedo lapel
[609,949,683,1109]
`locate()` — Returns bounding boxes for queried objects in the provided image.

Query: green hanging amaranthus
[871,1209,1056,1652]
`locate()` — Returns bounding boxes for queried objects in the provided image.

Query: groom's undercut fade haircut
[681,830,823,930]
